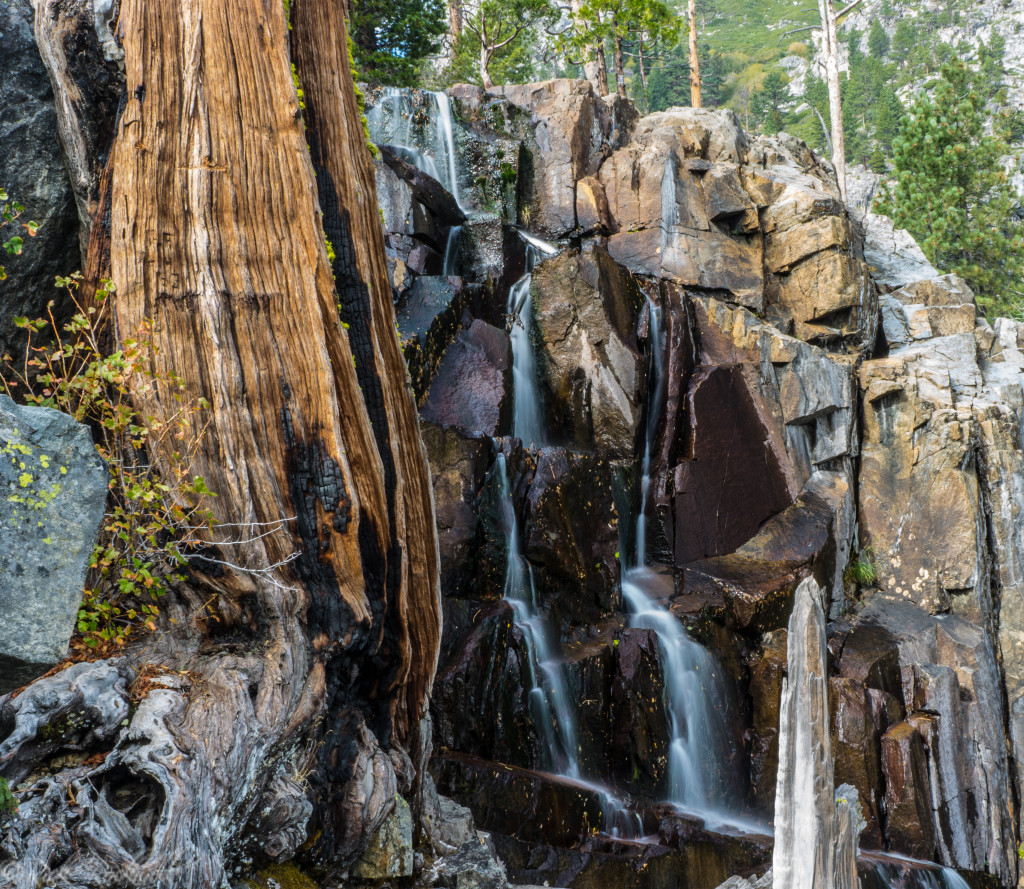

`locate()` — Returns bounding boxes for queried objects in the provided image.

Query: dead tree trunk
[688,0,702,108]
[0,1,441,886]
[818,0,847,201]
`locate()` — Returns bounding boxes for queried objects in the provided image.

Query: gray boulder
[0,396,107,691]
[0,0,80,360]
[431,832,509,889]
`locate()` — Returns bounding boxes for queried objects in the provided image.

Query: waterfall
[442,225,461,276]
[434,91,462,208]
[772,576,836,889]
[868,860,972,889]
[494,451,580,776]
[507,231,556,447]
[622,297,739,817]
[495,230,639,837]
[494,447,638,837]
[365,87,463,209]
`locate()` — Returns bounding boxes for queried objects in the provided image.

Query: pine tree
[874,85,902,154]
[351,0,447,85]
[891,19,915,68]
[751,70,789,134]
[877,60,1024,315]
[868,21,890,59]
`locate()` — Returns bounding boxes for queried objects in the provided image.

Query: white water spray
[622,298,739,818]
[365,87,464,210]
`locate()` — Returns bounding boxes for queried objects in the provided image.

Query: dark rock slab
[0,0,80,359]
[673,364,792,565]
[0,397,107,691]
[433,601,539,770]
[397,276,467,399]
[675,471,850,633]
[434,752,609,848]
[880,721,936,860]
[420,422,488,599]
[747,630,786,810]
[522,447,622,625]
[378,144,466,226]
[421,320,511,438]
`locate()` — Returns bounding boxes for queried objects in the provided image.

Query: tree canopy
[350,0,447,86]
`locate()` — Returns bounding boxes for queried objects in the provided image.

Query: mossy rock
[240,861,320,889]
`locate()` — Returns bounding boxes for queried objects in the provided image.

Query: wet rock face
[530,245,644,456]
[673,364,792,564]
[433,600,539,770]
[398,276,467,400]
[372,80,1024,889]
[521,447,622,625]
[0,397,108,691]
[421,320,512,438]
[0,0,80,359]
[378,145,465,227]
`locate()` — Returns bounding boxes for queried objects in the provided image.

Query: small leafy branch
[1,275,215,648]
[1,188,39,282]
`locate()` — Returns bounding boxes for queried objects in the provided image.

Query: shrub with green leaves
[0,188,39,282]
[2,275,214,648]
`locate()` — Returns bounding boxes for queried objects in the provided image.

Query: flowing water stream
[365,87,463,209]
[623,298,741,821]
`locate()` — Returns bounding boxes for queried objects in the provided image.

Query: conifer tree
[351,0,447,85]
[877,60,1024,315]
[868,20,889,59]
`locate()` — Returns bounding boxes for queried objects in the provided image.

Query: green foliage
[868,20,890,59]
[0,778,15,816]
[891,19,916,67]
[349,0,446,87]
[446,0,556,87]
[750,70,789,134]
[646,40,728,112]
[1,276,215,648]
[1,188,39,282]
[876,60,1024,317]
[845,550,877,586]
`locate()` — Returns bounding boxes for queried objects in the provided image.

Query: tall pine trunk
[614,33,627,98]
[2,1,441,885]
[688,0,702,108]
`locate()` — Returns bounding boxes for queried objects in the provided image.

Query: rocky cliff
[367,78,1024,888]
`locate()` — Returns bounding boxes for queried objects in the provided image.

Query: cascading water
[506,233,555,447]
[494,229,638,836]
[442,225,461,276]
[622,297,740,818]
[365,87,463,209]
[867,861,972,889]
[494,451,580,776]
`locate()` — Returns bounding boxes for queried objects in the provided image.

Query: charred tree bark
[1,1,441,886]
